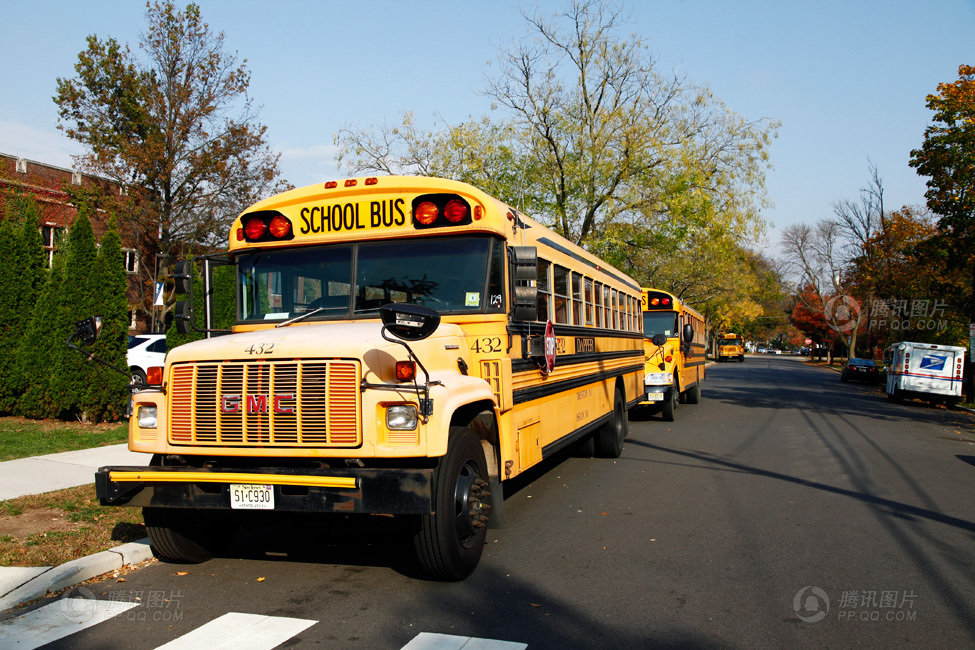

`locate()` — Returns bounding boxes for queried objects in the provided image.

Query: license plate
[230,484,274,510]
[646,392,664,401]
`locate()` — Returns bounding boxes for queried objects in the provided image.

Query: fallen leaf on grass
[256,577,266,582]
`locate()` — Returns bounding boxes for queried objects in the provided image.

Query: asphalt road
[7,356,975,648]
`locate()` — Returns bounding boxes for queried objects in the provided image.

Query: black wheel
[595,388,627,458]
[739,355,744,362]
[685,382,701,404]
[661,376,679,422]
[143,508,234,563]
[413,427,491,580]
[130,367,147,387]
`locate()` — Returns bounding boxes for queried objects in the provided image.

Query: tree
[336,0,776,252]
[85,216,131,422]
[49,212,98,418]
[18,252,66,419]
[54,1,288,257]
[909,64,975,325]
[0,216,20,413]
[780,219,865,358]
[0,196,46,413]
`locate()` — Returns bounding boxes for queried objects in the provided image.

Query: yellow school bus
[95,175,644,580]
[717,332,745,362]
[637,289,707,421]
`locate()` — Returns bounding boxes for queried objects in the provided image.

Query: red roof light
[244,217,266,240]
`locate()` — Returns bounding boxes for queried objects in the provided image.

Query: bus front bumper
[95,465,433,515]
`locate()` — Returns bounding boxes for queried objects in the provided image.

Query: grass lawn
[0,483,146,567]
[0,417,128,462]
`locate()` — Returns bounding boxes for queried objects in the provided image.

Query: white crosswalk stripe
[0,596,139,649]
[154,612,316,649]
[0,596,524,649]
[401,632,527,650]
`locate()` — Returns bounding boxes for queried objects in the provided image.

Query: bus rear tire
[685,382,701,404]
[412,427,490,581]
[595,388,627,458]
[143,507,233,563]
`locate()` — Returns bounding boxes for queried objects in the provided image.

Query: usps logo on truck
[919,354,947,372]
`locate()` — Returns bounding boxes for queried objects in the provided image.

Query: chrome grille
[168,360,361,447]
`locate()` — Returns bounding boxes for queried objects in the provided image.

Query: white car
[127,334,166,385]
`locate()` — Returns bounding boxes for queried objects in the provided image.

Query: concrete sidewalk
[0,444,151,501]
[1,444,155,613]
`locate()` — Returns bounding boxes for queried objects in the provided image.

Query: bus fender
[425,374,498,458]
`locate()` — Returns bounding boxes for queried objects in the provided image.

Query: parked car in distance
[841,358,879,383]
[127,334,166,385]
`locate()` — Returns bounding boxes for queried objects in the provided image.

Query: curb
[0,538,153,613]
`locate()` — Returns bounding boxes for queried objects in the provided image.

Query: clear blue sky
[2,0,973,252]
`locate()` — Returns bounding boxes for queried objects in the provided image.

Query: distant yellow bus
[96,175,645,580]
[638,289,707,421]
[717,333,745,362]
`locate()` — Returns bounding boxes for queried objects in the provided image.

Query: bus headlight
[386,404,418,430]
[645,373,673,386]
[137,405,158,429]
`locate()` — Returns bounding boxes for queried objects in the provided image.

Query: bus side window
[595,282,604,328]
[553,265,570,324]
[572,272,584,325]
[602,285,611,328]
[585,278,594,326]
[536,258,551,323]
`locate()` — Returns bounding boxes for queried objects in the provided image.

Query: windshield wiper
[275,307,327,328]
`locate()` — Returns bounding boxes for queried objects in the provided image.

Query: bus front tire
[594,389,627,458]
[661,380,679,422]
[413,427,490,581]
[143,507,233,563]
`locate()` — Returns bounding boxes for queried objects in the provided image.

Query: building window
[71,171,82,185]
[123,249,139,274]
[16,158,27,174]
[41,224,62,268]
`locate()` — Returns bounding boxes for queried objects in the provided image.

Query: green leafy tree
[0,196,48,412]
[85,216,130,422]
[909,64,975,324]
[18,253,66,419]
[336,0,776,253]
[0,216,20,413]
[49,212,98,418]
[54,0,289,329]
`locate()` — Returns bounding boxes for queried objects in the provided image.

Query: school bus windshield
[236,235,505,322]
[643,310,678,338]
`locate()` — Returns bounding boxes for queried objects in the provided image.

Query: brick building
[0,152,158,333]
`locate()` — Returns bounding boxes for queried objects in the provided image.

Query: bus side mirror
[651,333,667,346]
[682,324,694,343]
[173,260,193,295]
[74,316,103,345]
[510,246,538,322]
[174,301,192,335]
[380,303,440,341]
